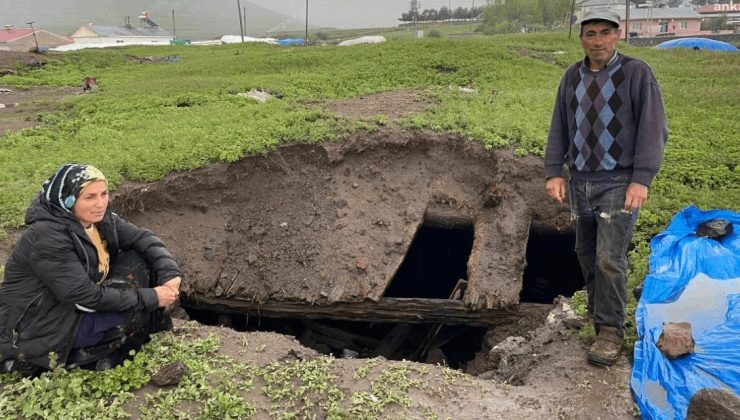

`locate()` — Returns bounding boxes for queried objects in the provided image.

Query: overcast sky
[255,0,480,28]
[1,0,481,39]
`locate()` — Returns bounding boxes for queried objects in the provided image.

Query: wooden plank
[373,324,413,358]
[424,208,474,230]
[301,320,380,349]
[182,295,550,327]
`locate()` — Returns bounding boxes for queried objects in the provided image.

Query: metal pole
[568,0,576,39]
[625,0,630,44]
[237,0,245,42]
[243,6,247,36]
[27,21,39,52]
[305,0,309,46]
[172,9,176,39]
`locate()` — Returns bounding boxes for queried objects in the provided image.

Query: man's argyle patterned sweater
[545,53,668,187]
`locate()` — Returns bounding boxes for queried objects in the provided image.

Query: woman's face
[72,180,109,227]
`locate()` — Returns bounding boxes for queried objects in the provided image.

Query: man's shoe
[587,325,623,367]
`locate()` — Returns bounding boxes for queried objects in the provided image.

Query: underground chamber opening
[384,215,475,299]
[181,309,486,369]
[520,222,585,304]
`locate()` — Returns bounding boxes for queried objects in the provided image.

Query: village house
[578,2,706,37]
[0,26,72,52]
[69,12,173,47]
[695,1,740,27]
[622,7,703,37]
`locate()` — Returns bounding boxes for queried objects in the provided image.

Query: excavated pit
[112,130,580,369]
[521,222,585,304]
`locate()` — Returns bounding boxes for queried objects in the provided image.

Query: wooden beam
[424,208,474,230]
[182,295,550,327]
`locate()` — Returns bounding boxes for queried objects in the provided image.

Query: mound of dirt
[0,51,48,73]
[0,84,80,136]
[116,303,634,419]
[324,90,430,121]
[114,130,571,310]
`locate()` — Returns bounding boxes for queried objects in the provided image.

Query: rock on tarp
[631,206,740,420]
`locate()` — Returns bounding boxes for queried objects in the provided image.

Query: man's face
[580,21,621,69]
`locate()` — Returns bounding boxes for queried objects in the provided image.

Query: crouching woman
[0,164,181,375]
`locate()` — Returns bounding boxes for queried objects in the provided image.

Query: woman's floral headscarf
[42,164,108,213]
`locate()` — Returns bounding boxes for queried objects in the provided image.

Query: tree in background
[399,4,484,22]
[478,0,572,34]
[690,0,727,5]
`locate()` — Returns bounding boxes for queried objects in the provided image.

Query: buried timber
[114,130,584,368]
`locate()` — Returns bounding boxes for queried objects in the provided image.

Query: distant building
[0,26,72,52]
[70,12,173,47]
[622,7,702,37]
[695,2,740,26]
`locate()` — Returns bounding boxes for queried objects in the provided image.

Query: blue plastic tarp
[655,38,739,52]
[277,38,305,46]
[631,206,740,419]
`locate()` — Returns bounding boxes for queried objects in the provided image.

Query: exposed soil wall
[114,130,572,310]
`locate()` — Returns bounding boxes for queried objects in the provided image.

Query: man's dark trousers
[569,174,638,336]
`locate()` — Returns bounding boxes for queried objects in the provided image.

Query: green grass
[2,34,737,230]
[0,323,461,419]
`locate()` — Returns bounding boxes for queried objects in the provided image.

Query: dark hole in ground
[182,308,486,369]
[520,223,584,304]
[383,222,475,299]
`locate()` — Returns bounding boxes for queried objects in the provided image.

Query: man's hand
[545,177,567,203]
[624,182,648,211]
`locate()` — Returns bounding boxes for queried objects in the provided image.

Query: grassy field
[0,30,738,419]
[2,34,736,231]
[1,32,738,303]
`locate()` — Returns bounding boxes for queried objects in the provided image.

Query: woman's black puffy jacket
[0,194,180,368]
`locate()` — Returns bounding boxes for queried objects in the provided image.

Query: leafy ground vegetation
[0,321,470,419]
[0,32,738,417]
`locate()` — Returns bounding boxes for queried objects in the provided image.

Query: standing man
[544,9,668,367]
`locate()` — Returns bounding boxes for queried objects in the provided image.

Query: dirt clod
[686,388,740,420]
[657,322,695,359]
[151,361,189,387]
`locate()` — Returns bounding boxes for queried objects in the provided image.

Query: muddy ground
[0,85,635,418]
[0,51,83,136]
[117,302,634,419]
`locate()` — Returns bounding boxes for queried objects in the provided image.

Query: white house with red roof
[0,26,72,52]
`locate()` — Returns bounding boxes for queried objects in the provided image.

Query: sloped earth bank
[109,130,633,418]
[120,304,634,419]
[114,130,572,308]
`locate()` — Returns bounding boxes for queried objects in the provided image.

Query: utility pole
[568,0,576,39]
[305,0,309,46]
[243,6,247,36]
[27,21,40,52]
[172,9,176,39]
[625,0,630,44]
[410,0,420,39]
[237,0,245,42]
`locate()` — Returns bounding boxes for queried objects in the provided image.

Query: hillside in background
[1,0,304,39]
